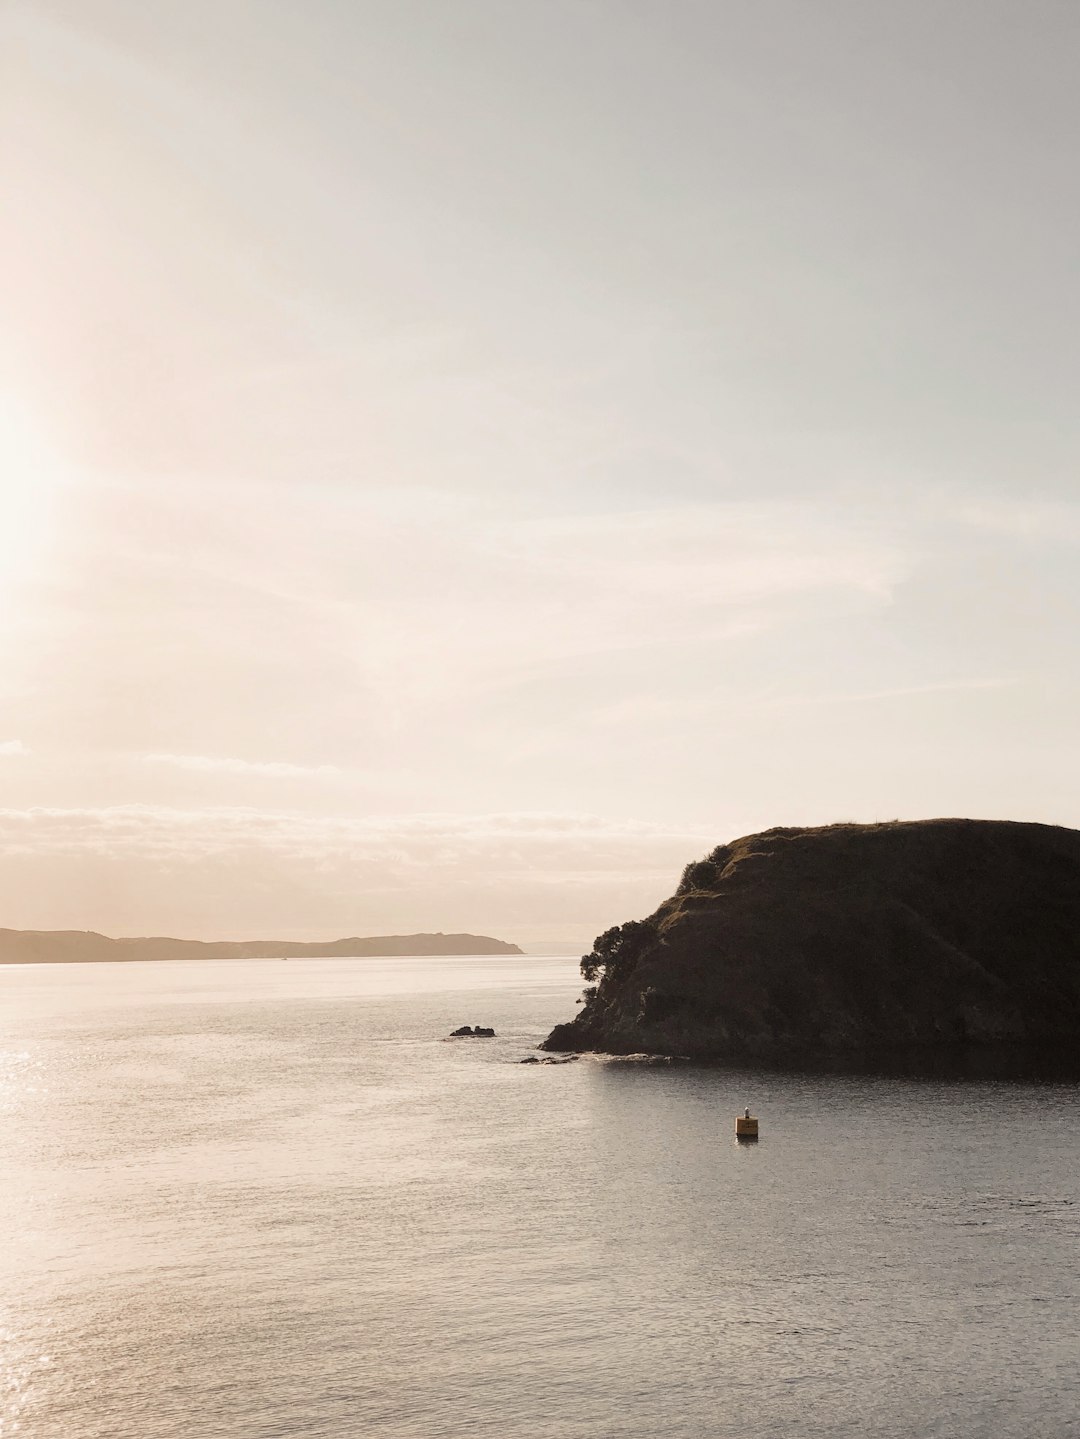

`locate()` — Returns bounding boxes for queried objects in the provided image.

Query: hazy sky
[3,1,1079,944]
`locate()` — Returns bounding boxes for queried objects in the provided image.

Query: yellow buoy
[735,1111,759,1139]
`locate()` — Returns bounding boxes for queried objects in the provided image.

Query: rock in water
[542,819,1080,1067]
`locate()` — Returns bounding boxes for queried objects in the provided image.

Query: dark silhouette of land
[543,818,1080,1070]
[0,929,522,963]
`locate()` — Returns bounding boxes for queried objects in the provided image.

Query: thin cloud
[760,677,1019,712]
[24,484,913,757]
[0,805,716,942]
[0,803,710,872]
[141,752,340,778]
[0,739,30,756]
[949,498,1080,542]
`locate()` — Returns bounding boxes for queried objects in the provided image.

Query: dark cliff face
[543,819,1080,1065]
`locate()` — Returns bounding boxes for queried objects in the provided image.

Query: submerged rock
[542,818,1080,1070]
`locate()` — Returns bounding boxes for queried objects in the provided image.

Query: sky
[2,0,1079,946]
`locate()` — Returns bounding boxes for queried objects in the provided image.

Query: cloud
[0,804,711,904]
[0,739,30,756]
[225,491,911,700]
[759,676,1019,711]
[142,752,340,778]
[0,803,708,866]
[948,497,1080,543]
[0,805,714,940]
[15,479,913,760]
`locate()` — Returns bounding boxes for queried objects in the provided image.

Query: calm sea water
[2,955,1079,1439]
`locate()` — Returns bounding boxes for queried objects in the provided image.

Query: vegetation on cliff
[543,819,1080,1064]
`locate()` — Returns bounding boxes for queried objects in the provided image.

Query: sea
[2,954,1079,1439]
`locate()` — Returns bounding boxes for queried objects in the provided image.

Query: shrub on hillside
[581,918,659,983]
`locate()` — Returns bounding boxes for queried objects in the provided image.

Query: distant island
[0,930,522,963]
[543,818,1080,1068]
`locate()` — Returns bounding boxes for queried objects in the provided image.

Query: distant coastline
[0,929,523,964]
